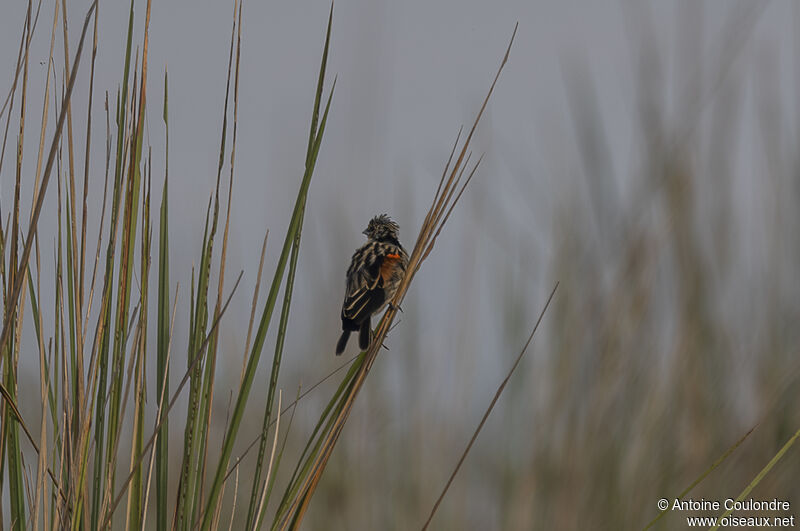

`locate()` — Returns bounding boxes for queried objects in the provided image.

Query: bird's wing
[342,242,387,322]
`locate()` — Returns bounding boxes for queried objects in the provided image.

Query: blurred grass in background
[1,0,799,530]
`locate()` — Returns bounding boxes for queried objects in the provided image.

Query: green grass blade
[155,67,170,531]
[106,0,152,513]
[200,56,336,531]
[305,2,333,165]
[105,83,144,526]
[91,0,135,524]
[126,170,151,531]
[3,327,26,530]
[191,1,243,513]
[247,203,304,530]
[245,6,333,526]
[176,201,213,530]
[64,181,78,438]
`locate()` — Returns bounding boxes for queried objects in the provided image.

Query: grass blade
[245,4,333,527]
[421,282,558,530]
[709,426,800,531]
[200,33,336,531]
[155,67,170,531]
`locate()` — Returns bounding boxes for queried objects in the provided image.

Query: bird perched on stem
[336,215,409,355]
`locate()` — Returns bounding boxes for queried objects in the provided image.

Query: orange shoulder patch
[380,254,401,281]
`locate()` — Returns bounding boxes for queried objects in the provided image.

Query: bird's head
[363,214,400,242]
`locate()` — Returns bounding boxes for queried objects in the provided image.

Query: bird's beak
[362,229,369,236]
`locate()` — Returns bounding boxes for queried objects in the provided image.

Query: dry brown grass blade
[59,0,85,373]
[279,22,519,530]
[422,126,462,235]
[31,0,58,215]
[226,467,240,531]
[0,0,97,357]
[252,390,282,531]
[421,282,559,530]
[30,3,60,527]
[79,0,100,323]
[421,153,483,265]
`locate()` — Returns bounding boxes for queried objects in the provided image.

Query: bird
[336,214,409,355]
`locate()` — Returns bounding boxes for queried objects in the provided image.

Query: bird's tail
[335,330,351,356]
[358,319,371,350]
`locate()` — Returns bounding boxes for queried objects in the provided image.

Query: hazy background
[2,0,799,528]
